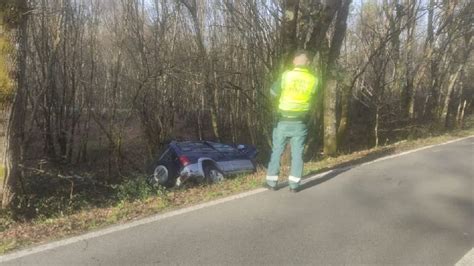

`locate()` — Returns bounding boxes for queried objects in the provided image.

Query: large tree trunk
[441,64,463,128]
[323,78,338,155]
[323,0,351,156]
[337,81,351,150]
[280,0,299,68]
[1,0,28,209]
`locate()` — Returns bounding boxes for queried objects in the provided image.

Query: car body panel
[151,141,257,187]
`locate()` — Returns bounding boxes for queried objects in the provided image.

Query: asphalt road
[2,137,473,265]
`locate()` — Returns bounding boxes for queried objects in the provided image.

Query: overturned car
[149,141,258,188]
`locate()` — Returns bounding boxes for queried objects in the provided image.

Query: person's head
[292,50,312,67]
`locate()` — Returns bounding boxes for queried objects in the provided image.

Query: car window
[177,142,215,152]
[207,142,237,153]
[159,147,175,162]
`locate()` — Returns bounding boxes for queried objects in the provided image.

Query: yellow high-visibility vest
[278,67,317,113]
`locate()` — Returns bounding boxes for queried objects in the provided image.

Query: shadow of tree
[273,147,398,192]
[304,147,397,177]
[298,167,352,192]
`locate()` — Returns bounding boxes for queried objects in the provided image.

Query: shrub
[114,177,165,202]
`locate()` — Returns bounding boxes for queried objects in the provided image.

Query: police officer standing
[266,50,318,192]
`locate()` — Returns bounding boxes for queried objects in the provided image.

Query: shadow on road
[295,147,397,192]
[298,167,352,192]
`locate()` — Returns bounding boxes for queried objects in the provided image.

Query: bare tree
[1,0,28,208]
[0,0,472,211]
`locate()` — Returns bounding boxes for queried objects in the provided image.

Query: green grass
[0,239,17,254]
[0,127,473,255]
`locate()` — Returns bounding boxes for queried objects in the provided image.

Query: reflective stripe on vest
[278,68,317,113]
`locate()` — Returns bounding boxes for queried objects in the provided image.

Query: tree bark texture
[1,0,28,208]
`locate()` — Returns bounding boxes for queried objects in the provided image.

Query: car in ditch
[149,141,258,188]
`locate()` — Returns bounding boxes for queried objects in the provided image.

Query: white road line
[1,135,472,263]
[456,248,474,266]
[0,188,266,263]
[360,135,474,166]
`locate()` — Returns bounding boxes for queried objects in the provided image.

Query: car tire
[203,165,225,184]
[151,164,176,188]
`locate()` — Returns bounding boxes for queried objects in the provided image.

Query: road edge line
[360,135,474,166]
[456,248,474,266]
[1,134,472,262]
[0,188,266,263]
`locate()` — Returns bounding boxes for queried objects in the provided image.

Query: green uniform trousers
[266,120,308,189]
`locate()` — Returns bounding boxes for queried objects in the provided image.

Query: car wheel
[151,165,176,188]
[203,165,224,184]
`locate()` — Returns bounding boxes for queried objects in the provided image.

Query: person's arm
[311,76,319,96]
[270,76,283,126]
[309,76,320,112]
[270,78,282,100]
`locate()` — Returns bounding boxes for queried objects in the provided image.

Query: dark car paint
[152,141,257,187]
